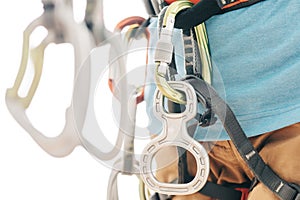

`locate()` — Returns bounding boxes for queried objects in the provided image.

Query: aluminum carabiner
[154,0,212,105]
[6,0,95,157]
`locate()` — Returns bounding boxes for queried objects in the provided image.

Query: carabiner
[6,0,95,157]
[72,14,151,165]
[106,17,151,200]
[154,0,212,104]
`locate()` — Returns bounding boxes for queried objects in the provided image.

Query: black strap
[184,76,300,200]
[143,0,157,15]
[150,183,243,200]
[150,192,172,200]
[200,182,243,200]
[167,100,243,200]
[174,0,265,29]
[178,148,244,200]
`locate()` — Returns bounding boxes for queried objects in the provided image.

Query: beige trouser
[155,123,300,200]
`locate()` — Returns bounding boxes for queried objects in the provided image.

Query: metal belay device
[10,0,295,200]
[139,1,300,200]
[139,0,212,198]
[6,0,212,199]
[140,81,210,196]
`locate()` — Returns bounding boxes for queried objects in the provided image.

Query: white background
[0,1,149,199]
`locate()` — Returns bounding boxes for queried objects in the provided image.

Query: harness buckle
[196,109,217,127]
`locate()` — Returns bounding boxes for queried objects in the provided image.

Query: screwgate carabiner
[154,0,212,105]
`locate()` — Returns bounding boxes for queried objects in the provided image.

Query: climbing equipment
[5,0,130,159]
[166,0,266,30]
[106,17,150,200]
[140,81,209,195]
[7,0,300,200]
[184,76,300,200]
[154,0,211,104]
[84,0,112,44]
[146,1,300,200]
[6,0,95,157]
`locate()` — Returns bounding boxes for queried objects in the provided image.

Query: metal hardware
[140,81,209,195]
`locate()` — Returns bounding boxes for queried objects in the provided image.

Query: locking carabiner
[154,0,212,105]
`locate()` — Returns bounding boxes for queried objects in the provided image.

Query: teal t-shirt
[144,0,300,141]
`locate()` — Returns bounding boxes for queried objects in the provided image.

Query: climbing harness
[184,76,300,200]
[166,0,266,29]
[145,0,300,199]
[6,0,300,199]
